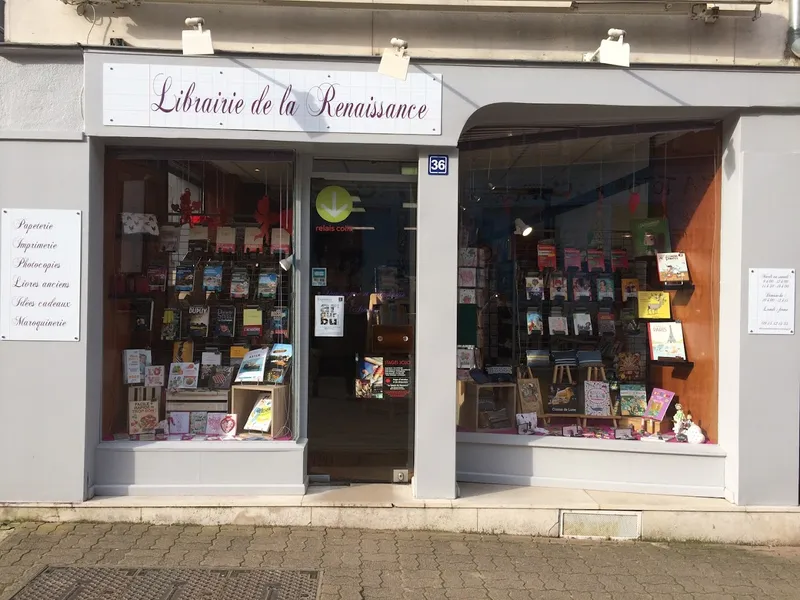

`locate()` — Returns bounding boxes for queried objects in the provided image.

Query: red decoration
[628,191,641,215]
[171,187,202,227]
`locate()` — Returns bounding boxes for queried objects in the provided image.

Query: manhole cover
[9,566,321,600]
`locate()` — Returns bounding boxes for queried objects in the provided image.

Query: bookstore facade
[2,47,800,506]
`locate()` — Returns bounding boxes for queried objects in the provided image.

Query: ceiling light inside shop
[514,218,533,237]
[182,17,214,56]
[351,207,366,213]
[378,38,410,81]
[402,203,417,209]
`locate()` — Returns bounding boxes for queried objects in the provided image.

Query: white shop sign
[103,63,443,136]
[748,268,796,335]
[0,209,82,342]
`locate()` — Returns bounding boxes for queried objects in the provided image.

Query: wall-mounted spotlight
[514,219,533,237]
[378,38,410,81]
[582,28,630,68]
[182,17,214,56]
[279,254,295,272]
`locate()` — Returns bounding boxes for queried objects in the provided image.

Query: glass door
[307,162,417,483]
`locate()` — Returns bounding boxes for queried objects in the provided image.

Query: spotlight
[514,219,533,237]
[279,254,294,272]
[378,38,410,81]
[182,17,214,56]
[582,28,629,68]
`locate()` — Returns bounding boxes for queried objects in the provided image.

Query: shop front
[2,46,800,506]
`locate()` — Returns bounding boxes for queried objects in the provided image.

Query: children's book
[648,321,687,361]
[257,271,279,299]
[547,384,579,414]
[526,310,543,334]
[265,344,293,384]
[175,265,195,292]
[242,307,263,337]
[525,274,544,300]
[230,268,250,299]
[622,278,639,301]
[632,218,672,257]
[234,348,270,383]
[244,395,273,433]
[573,313,593,336]
[619,383,648,417]
[188,305,210,337]
[643,388,676,421]
[202,264,223,293]
[549,274,568,301]
[215,305,236,338]
[595,274,615,302]
[584,381,612,416]
[637,291,671,320]
[656,252,690,283]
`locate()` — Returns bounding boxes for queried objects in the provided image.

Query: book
[175,265,195,292]
[548,316,568,335]
[597,312,616,335]
[526,310,543,334]
[215,306,236,337]
[457,346,476,369]
[168,411,190,435]
[147,264,167,291]
[257,271,279,299]
[648,321,687,361]
[621,278,639,301]
[632,217,672,257]
[517,377,543,415]
[172,340,194,363]
[123,349,150,384]
[144,365,165,387]
[271,306,289,336]
[584,381,612,416]
[656,252,690,283]
[643,388,676,421]
[637,291,671,320]
[525,274,544,300]
[547,384,579,414]
[208,366,235,390]
[573,313,593,336]
[230,268,250,299]
[205,412,227,436]
[587,248,605,272]
[132,299,154,331]
[244,227,264,254]
[129,398,159,435]
[611,249,629,272]
[571,273,592,301]
[563,247,582,270]
[595,275,614,302]
[537,242,557,270]
[459,247,478,267]
[167,362,199,389]
[202,264,223,293]
[619,383,648,416]
[550,274,568,301]
[615,352,645,382]
[244,395,273,433]
[188,305,210,337]
[161,308,181,341]
[458,288,476,304]
[265,343,293,384]
[190,412,208,435]
[458,268,477,288]
[215,226,237,253]
[234,348,270,383]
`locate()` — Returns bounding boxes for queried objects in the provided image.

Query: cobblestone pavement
[2,523,800,600]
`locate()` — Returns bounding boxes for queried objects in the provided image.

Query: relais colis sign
[102,63,443,136]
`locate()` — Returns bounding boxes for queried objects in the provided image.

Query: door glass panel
[307,175,417,483]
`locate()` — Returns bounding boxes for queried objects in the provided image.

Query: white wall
[5,0,792,66]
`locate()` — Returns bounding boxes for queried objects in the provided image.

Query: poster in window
[356,356,384,399]
[315,295,344,337]
[384,358,411,399]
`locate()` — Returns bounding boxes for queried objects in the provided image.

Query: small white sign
[748,268,795,335]
[1,209,82,341]
[315,295,344,337]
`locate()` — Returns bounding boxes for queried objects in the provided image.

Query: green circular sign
[316,186,353,223]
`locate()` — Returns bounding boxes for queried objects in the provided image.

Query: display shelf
[230,384,292,439]
[650,359,695,369]
[457,381,517,432]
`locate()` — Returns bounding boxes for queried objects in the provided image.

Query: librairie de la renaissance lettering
[151,76,431,121]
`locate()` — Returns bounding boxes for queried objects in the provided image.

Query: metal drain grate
[560,510,642,540]
[10,566,322,600]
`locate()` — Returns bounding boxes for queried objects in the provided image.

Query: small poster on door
[315,295,344,337]
[311,267,327,287]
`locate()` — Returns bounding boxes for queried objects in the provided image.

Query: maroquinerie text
[150,75,430,121]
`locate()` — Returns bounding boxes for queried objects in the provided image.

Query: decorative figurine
[687,422,706,444]
[672,403,686,435]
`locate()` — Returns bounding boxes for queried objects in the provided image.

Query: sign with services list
[0,209,82,341]
[748,268,795,335]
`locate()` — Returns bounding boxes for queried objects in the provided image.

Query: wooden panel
[648,130,721,442]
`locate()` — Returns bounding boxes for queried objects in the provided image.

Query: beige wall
[5,0,793,66]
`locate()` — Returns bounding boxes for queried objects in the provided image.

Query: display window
[455,126,720,444]
[102,151,296,442]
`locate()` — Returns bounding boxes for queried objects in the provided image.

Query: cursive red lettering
[150,74,178,113]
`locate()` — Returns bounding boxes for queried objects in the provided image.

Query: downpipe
[789,0,800,58]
